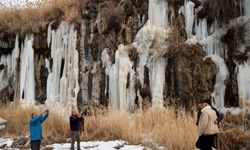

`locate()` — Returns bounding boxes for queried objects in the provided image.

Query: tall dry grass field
[0,103,70,142]
[0,104,198,149]
[84,108,198,149]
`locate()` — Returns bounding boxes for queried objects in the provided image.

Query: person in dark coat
[29,109,49,150]
[70,108,83,150]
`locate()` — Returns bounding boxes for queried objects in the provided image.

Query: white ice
[205,55,229,110]
[148,0,174,28]
[19,34,35,104]
[237,60,250,103]
[106,44,136,112]
[46,22,79,112]
[135,21,169,108]
[184,1,195,38]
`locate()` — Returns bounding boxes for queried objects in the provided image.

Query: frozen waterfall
[101,0,170,110]
[0,35,19,91]
[206,55,229,109]
[46,22,79,108]
[103,45,136,112]
[134,0,170,108]
[20,34,35,104]
[237,2,250,104]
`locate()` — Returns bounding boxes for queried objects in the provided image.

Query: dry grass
[0,104,198,149]
[0,103,70,143]
[0,0,85,34]
[83,108,198,150]
[1,102,248,149]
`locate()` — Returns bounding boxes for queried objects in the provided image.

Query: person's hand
[43,109,49,115]
[45,109,49,115]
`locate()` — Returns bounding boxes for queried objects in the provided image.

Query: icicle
[11,35,19,75]
[244,0,250,17]
[47,22,53,47]
[46,22,79,108]
[148,0,170,28]
[101,48,112,75]
[0,54,8,90]
[0,35,19,93]
[46,22,69,103]
[107,44,136,112]
[148,57,168,107]
[184,1,195,38]
[205,55,229,109]
[45,58,51,73]
[237,58,250,103]
[135,19,169,108]
[195,19,208,41]
[19,34,35,104]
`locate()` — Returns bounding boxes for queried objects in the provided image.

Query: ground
[0,138,166,150]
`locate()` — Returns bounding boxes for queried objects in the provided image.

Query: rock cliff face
[0,0,249,112]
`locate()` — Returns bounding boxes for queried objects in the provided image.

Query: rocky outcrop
[165,45,216,108]
[0,0,248,110]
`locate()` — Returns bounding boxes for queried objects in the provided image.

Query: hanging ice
[132,0,170,107]
[0,54,11,90]
[103,45,136,112]
[184,1,195,38]
[148,0,174,28]
[237,60,250,103]
[19,34,35,104]
[237,0,250,105]
[244,0,250,17]
[46,22,79,108]
[135,22,169,107]
[205,55,229,109]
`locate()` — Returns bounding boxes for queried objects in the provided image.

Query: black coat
[70,115,83,131]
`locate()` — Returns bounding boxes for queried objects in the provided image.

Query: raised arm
[30,114,43,125]
[40,109,49,123]
[41,114,49,123]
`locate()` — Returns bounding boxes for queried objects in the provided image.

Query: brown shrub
[0,0,86,34]
[83,108,198,149]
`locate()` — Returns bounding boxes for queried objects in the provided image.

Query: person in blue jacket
[29,109,49,150]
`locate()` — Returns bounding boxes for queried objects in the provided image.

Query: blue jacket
[29,114,48,141]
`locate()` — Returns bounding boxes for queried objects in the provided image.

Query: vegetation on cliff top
[0,0,85,34]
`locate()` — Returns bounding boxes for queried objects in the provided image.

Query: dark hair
[31,113,34,119]
[199,98,211,105]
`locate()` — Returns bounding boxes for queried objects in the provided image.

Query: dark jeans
[196,134,217,150]
[71,131,80,150]
[31,140,41,150]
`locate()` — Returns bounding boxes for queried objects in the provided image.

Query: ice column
[60,24,79,107]
[237,1,250,104]
[148,0,174,28]
[19,34,35,104]
[46,22,69,103]
[133,0,170,108]
[206,55,229,109]
[238,60,250,103]
[244,0,250,17]
[46,22,79,107]
[0,54,12,90]
[184,1,195,38]
[104,45,136,112]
